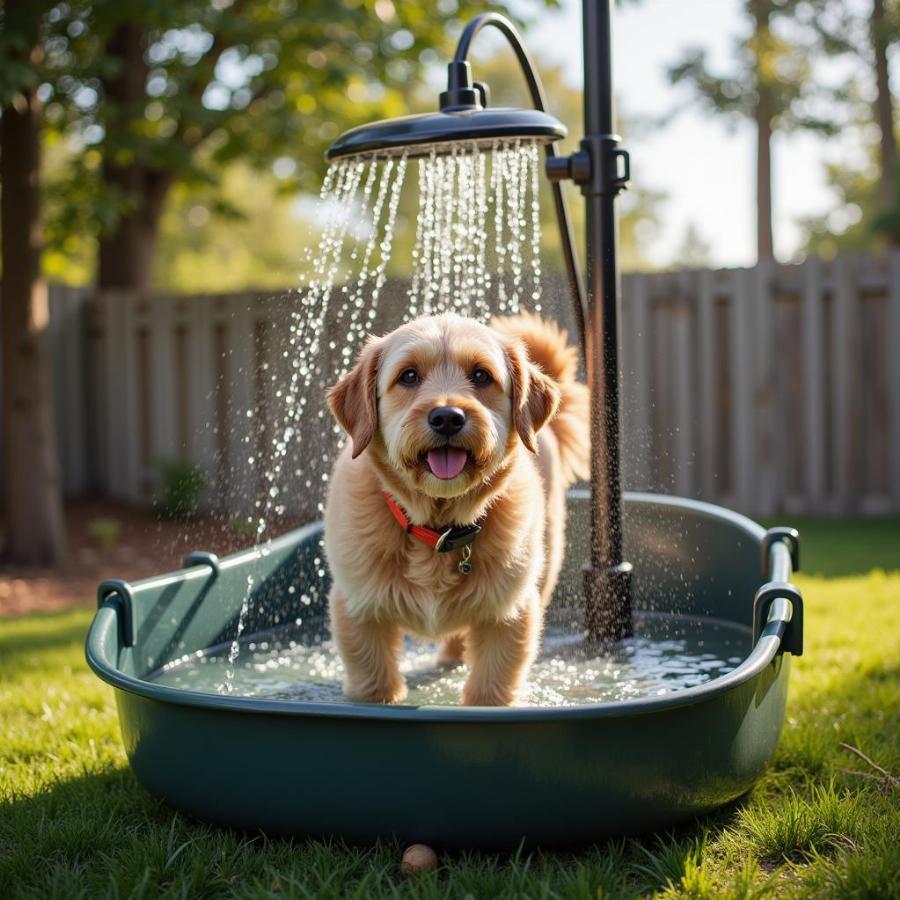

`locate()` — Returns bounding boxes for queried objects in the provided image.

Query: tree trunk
[96,24,171,294]
[756,102,775,261]
[753,1,775,261]
[871,0,897,241]
[0,5,67,564]
[97,170,171,293]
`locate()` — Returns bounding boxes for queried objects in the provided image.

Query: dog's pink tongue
[427,446,468,480]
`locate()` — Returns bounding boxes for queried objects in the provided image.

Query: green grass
[2,521,899,899]
[760,517,900,578]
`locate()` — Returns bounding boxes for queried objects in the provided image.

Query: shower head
[325,108,566,162]
[325,61,566,162]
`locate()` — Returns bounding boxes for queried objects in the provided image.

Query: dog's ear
[505,339,560,453]
[327,339,381,458]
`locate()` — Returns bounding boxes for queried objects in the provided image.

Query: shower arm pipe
[450,13,588,358]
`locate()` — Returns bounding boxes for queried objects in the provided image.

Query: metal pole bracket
[545,135,630,196]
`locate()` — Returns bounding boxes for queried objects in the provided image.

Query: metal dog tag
[458,545,473,575]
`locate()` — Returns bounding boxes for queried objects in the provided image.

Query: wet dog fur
[324,311,589,706]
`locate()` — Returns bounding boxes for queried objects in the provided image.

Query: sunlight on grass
[737,782,863,863]
[1,526,898,898]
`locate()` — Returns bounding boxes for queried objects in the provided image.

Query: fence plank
[627,273,651,490]
[753,260,776,517]
[673,272,694,497]
[225,296,257,515]
[620,273,636,485]
[150,294,177,481]
[697,269,717,500]
[802,257,826,514]
[48,286,86,493]
[890,250,900,508]
[731,269,755,514]
[831,255,856,514]
[188,296,218,498]
[101,292,132,499]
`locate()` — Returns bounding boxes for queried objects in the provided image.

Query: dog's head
[327,314,559,499]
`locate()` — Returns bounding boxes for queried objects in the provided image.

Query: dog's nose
[428,406,466,437]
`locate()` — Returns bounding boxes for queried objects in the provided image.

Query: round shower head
[325,107,566,162]
[326,60,565,162]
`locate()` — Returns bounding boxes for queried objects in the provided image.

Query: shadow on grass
[0,770,740,899]
[0,744,760,900]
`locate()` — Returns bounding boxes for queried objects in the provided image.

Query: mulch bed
[0,498,295,617]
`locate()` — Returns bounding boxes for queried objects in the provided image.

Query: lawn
[1,520,898,899]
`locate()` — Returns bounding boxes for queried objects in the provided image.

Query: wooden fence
[42,251,900,518]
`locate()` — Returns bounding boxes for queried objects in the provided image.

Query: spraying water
[219,140,546,692]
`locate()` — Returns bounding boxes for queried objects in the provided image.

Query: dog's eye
[398,368,419,386]
[471,367,493,387]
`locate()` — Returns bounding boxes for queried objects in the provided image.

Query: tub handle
[761,526,799,577]
[752,580,803,656]
[182,551,221,577]
[97,579,136,648]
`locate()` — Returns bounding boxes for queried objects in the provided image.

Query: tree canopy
[5,0,542,291]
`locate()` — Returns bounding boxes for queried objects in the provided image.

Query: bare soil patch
[0,498,296,617]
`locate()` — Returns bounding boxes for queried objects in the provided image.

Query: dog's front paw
[461,683,515,707]
[343,677,408,705]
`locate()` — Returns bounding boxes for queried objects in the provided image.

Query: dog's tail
[492,311,590,485]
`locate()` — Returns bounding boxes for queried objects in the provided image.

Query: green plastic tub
[85,491,802,848]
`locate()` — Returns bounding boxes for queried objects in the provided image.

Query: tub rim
[85,492,798,724]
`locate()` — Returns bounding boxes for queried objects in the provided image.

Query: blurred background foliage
[4,0,562,293]
[1,0,898,294]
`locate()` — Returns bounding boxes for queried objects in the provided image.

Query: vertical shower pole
[580,0,632,641]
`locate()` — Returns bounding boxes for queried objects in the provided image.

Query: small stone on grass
[400,843,438,876]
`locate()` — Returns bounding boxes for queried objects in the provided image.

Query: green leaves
[26,0,537,284]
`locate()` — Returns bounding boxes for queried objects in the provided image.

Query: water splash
[158,615,750,707]
[220,140,548,692]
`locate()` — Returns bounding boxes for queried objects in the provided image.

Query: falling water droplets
[405,140,544,320]
[220,141,547,692]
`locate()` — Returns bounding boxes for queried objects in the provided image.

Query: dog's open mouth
[425,446,470,480]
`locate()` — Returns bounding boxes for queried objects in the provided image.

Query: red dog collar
[384,493,482,553]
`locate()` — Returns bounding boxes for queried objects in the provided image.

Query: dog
[324,311,589,706]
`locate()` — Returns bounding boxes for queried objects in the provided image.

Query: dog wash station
[86,3,804,847]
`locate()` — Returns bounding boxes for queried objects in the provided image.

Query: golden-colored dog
[324,311,589,706]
